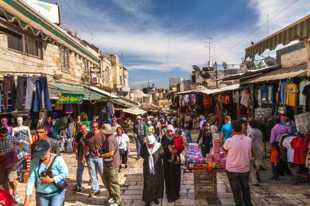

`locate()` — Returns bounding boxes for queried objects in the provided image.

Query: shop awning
[87,86,118,98]
[245,15,310,59]
[122,107,147,116]
[200,84,240,95]
[49,83,105,101]
[241,64,307,85]
[176,84,240,96]
[111,97,139,108]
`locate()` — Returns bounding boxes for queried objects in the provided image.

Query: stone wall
[0,21,98,85]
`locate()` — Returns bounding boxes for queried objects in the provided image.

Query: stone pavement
[15,132,310,205]
[16,151,310,206]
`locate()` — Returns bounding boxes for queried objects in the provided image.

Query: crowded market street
[0,1,310,206]
[14,133,310,206]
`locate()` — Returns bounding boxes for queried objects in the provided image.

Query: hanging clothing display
[16,76,27,110]
[299,80,310,106]
[282,135,296,163]
[3,75,16,111]
[202,95,212,109]
[32,76,52,112]
[278,81,287,105]
[285,82,298,107]
[291,136,309,165]
[240,89,250,108]
[25,77,37,110]
[302,84,310,112]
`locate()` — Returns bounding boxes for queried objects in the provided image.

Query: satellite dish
[264,56,276,66]
[192,65,201,71]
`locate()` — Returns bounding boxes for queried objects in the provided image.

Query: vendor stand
[185,136,225,198]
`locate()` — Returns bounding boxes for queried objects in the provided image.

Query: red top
[174,135,184,152]
[0,189,13,206]
[291,136,309,165]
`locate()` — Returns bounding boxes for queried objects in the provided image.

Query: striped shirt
[0,135,15,154]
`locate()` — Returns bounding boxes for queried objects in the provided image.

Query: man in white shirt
[115,127,130,171]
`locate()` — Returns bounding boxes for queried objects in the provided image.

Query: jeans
[136,136,143,159]
[272,164,279,179]
[249,161,258,185]
[102,168,121,204]
[76,160,85,189]
[33,77,52,112]
[184,129,192,143]
[227,171,252,206]
[16,76,27,110]
[87,156,104,192]
[25,77,36,110]
[36,190,65,206]
[3,75,16,111]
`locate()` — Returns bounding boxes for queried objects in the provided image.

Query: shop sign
[58,93,84,104]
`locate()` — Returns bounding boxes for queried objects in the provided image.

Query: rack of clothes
[0,74,52,112]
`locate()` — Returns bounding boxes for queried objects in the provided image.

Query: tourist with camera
[23,139,68,206]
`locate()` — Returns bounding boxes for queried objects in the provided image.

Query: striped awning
[241,64,307,85]
[245,15,310,59]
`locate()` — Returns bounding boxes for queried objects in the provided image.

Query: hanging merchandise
[257,88,262,107]
[16,76,27,110]
[261,85,268,104]
[302,84,310,112]
[278,80,287,105]
[299,80,310,106]
[291,135,309,165]
[285,82,298,107]
[25,77,37,110]
[32,76,52,112]
[255,107,272,121]
[268,85,273,103]
[232,91,239,104]
[240,88,250,108]
[202,95,212,109]
[294,112,310,134]
[3,75,16,111]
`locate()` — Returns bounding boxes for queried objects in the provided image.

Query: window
[25,35,42,58]
[60,48,70,71]
[7,31,23,52]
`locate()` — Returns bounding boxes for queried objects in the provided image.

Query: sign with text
[58,93,84,104]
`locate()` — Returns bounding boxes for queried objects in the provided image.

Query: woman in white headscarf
[141,135,164,206]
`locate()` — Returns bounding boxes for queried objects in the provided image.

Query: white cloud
[60,0,310,73]
[249,0,310,32]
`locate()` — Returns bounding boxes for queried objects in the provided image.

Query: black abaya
[161,136,182,202]
[141,144,164,202]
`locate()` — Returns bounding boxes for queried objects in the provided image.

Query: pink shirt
[224,134,252,173]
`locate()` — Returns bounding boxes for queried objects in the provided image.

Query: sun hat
[32,139,51,159]
[102,123,113,135]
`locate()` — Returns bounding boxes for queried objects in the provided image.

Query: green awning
[49,83,104,101]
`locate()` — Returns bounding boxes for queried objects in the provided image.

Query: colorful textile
[285,83,298,107]
[291,136,309,165]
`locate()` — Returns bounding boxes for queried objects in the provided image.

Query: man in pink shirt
[224,120,252,206]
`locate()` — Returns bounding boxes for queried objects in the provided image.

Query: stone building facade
[0,0,129,95]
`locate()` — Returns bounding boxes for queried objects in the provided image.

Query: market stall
[185,135,225,198]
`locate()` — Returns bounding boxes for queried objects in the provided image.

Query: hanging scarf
[146,135,161,175]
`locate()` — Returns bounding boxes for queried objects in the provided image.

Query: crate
[193,170,217,199]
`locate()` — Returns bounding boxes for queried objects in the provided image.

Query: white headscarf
[146,135,161,175]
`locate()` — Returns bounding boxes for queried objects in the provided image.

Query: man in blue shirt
[221,115,232,142]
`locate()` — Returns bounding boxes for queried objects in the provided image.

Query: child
[168,130,184,164]
[271,142,279,180]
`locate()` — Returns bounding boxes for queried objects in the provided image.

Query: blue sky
[44,0,310,88]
